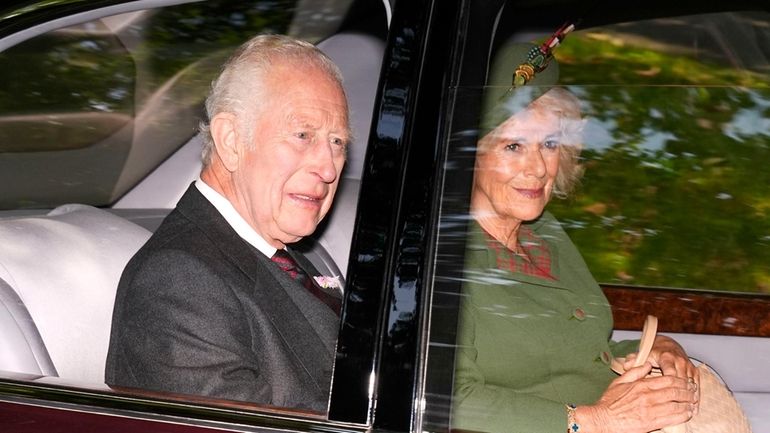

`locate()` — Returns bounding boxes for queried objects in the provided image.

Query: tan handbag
[611,315,753,433]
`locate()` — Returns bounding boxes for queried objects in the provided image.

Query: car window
[421,3,770,433]
[0,0,387,423]
[0,0,368,210]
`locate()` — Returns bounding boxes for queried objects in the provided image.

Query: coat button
[572,307,586,321]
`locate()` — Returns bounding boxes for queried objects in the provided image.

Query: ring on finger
[687,377,698,392]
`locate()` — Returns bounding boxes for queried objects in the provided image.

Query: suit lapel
[253,254,336,393]
[174,185,336,391]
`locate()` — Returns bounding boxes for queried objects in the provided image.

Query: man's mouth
[290,193,324,207]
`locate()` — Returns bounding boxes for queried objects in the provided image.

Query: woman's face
[473,105,563,224]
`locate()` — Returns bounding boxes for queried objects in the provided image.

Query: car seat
[0,277,57,377]
[0,204,150,383]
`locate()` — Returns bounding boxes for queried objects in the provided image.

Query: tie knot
[271,249,299,277]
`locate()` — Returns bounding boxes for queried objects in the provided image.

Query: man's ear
[210,112,241,172]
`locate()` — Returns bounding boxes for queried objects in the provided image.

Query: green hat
[480,40,561,135]
[479,21,575,135]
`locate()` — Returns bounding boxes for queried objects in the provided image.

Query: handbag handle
[611,315,658,373]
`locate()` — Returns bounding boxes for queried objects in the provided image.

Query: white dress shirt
[195,179,277,258]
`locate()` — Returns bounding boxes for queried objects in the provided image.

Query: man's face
[232,61,349,247]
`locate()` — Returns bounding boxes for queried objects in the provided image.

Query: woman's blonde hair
[525,87,585,198]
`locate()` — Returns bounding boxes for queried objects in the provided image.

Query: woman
[451,81,700,433]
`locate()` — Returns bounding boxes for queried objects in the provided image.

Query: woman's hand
[623,335,700,410]
[574,362,699,433]
[649,335,699,385]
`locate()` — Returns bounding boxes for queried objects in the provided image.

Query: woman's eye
[504,142,520,151]
[543,139,560,150]
[295,131,310,140]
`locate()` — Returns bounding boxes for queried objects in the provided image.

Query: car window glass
[546,11,770,293]
[0,0,363,210]
[421,6,770,433]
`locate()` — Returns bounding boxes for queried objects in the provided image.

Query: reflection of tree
[0,0,300,154]
[546,34,770,293]
[0,29,135,118]
[134,0,297,99]
[0,0,312,207]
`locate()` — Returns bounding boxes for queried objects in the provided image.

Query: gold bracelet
[566,404,580,433]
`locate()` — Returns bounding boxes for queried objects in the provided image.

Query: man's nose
[310,140,339,183]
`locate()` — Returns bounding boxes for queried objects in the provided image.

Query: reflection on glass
[546,9,770,293]
[0,24,135,153]
[547,85,770,293]
[0,0,354,209]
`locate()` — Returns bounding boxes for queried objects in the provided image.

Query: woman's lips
[514,187,544,199]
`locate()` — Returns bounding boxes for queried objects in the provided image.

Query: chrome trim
[0,379,369,433]
[0,0,202,51]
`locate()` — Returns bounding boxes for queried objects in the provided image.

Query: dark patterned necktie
[271,249,341,315]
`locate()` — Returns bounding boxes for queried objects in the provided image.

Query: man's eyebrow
[285,113,351,140]
[287,115,318,128]
[337,127,352,140]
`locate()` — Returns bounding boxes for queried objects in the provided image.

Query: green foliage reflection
[546,34,770,294]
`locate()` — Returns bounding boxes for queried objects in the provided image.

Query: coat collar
[466,213,572,291]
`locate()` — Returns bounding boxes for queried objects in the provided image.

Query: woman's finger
[614,361,653,384]
[645,401,696,430]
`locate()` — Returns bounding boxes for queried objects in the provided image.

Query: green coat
[452,211,637,433]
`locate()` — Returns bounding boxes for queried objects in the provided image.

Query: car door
[0,0,405,431]
[414,1,770,432]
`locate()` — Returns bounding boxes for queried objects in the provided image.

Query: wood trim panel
[602,285,770,338]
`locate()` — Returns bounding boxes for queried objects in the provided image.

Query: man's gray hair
[199,34,345,166]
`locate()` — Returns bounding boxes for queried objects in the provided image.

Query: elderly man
[105,34,349,412]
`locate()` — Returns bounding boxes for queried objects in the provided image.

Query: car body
[0,0,769,432]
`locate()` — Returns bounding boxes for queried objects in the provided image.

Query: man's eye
[295,131,310,140]
[504,142,520,151]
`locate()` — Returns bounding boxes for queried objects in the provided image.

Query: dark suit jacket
[105,185,339,412]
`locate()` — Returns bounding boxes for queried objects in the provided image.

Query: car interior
[0,0,387,388]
